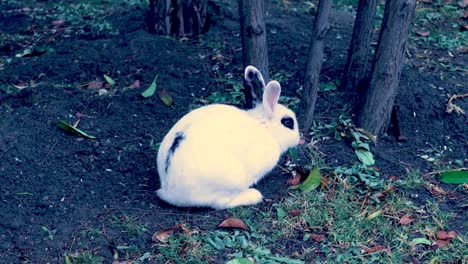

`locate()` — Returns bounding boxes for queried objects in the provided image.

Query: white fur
[156,66,300,209]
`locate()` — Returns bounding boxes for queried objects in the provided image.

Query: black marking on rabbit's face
[165,131,185,173]
[281,116,295,130]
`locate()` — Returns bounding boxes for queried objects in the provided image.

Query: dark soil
[0,0,466,263]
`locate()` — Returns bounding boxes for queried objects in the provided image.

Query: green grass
[111,214,147,237]
[65,251,104,264]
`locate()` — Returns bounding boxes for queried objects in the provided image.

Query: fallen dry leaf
[447,231,457,239]
[218,218,249,231]
[310,233,326,242]
[287,174,301,186]
[52,20,64,27]
[131,80,140,88]
[399,214,414,225]
[299,138,306,145]
[437,230,449,240]
[75,112,91,118]
[321,176,329,187]
[363,245,387,254]
[289,209,301,216]
[152,223,186,243]
[87,80,103,89]
[416,31,430,37]
[435,239,450,247]
[152,229,173,243]
[426,183,447,196]
[374,185,395,199]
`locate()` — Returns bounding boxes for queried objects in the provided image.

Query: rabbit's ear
[243,66,265,109]
[263,81,281,119]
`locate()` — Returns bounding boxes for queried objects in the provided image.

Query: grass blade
[57,120,96,139]
[103,74,115,86]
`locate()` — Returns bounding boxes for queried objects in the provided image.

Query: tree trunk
[147,0,209,37]
[341,0,377,91]
[238,0,270,83]
[298,0,333,132]
[358,0,416,136]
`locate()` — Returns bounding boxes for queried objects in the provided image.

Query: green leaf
[288,147,298,162]
[276,207,288,220]
[226,258,254,264]
[141,75,158,98]
[410,238,432,246]
[299,167,321,192]
[439,170,468,184]
[319,82,337,92]
[355,149,375,166]
[57,120,96,139]
[103,74,115,86]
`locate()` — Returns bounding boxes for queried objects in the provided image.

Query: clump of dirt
[0,0,466,262]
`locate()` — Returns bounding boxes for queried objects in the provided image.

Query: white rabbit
[156,66,300,210]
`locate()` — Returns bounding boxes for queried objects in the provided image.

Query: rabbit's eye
[281,117,295,130]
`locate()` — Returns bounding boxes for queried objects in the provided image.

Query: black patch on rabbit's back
[165,131,185,173]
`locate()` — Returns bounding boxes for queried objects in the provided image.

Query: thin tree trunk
[147,0,209,37]
[341,0,377,91]
[358,0,416,135]
[238,0,270,83]
[298,0,333,132]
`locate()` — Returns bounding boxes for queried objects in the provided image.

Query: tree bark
[298,0,333,132]
[358,0,416,136]
[238,0,270,83]
[341,0,377,91]
[147,0,209,37]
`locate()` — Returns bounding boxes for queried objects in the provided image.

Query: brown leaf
[52,20,64,27]
[218,218,249,231]
[435,239,451,247]
[364,245,387,253]
[152,223,185,243]
[426,183,447,196]
[287,174,301,186]
[447,231,457,239]
[374,185,395,199]
[437,230,449,240]
[75,112,91,118]
[131,80,140,88]
[399,214,414,225]
[417,31,430,37]
[152,229,173,243]
[289,209,301,216]
[321,176,329,187]
[87,80,103,89]
[310,233,326,242]
[299,138,306,145]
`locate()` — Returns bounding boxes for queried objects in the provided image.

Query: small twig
[446,93,468,115]
[327,173,338,200]
[40,140,58,165]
